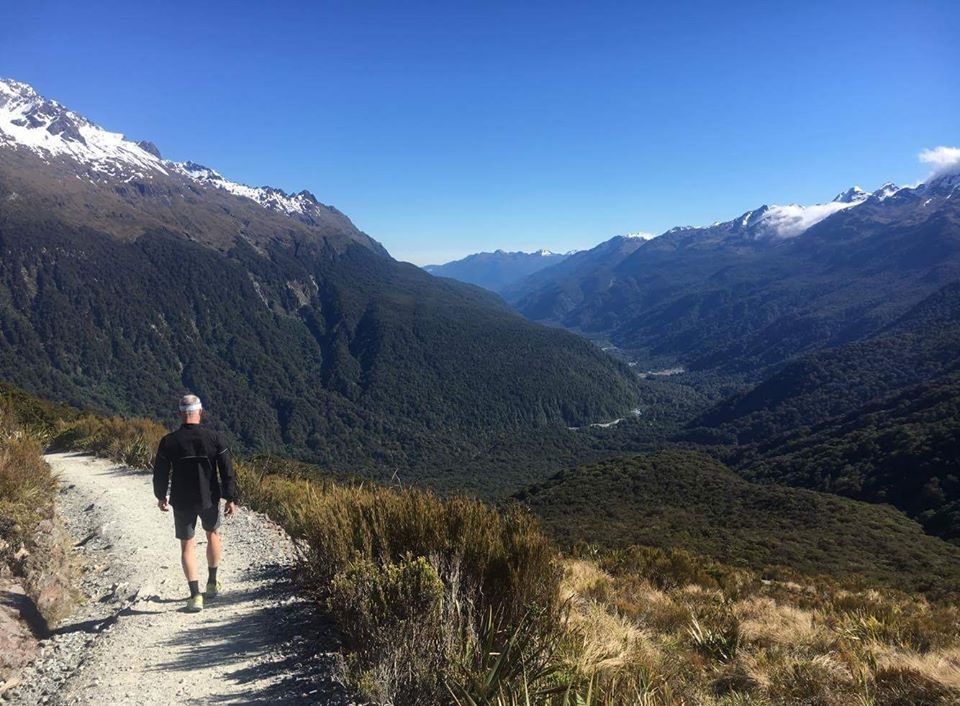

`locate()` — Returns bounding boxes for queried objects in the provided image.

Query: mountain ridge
[424,248,572,293]
[505,172,960,374]
[0,77,641,482]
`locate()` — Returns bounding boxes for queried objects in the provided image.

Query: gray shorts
[173,505,221,540]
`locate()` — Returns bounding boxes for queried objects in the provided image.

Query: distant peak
[535,248,554,256]
[833,185,869,203]
[873,182,902,200]
[178,161,222,180]
[136,140,162,159]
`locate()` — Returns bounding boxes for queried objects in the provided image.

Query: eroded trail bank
[9,452,345,706]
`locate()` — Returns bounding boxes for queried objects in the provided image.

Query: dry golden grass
[556,555,960,705]
[737,597,822,649]
[874,646,960,691]
[50,414,166,469]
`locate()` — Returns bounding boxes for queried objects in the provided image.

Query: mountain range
[0,78,640,484]
[490,161,960,542]
[423,249,572,293]
[503,176,960,373]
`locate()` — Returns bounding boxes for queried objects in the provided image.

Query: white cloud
[624,231,655,240]
[760,201,861,239]
[919,146,960,179]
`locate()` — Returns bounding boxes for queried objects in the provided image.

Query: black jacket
[153,424,238,511]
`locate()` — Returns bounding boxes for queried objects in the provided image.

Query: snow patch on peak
[873,182,902,200]
[172,161,320,218]
[833,185,869,203]
[733,194,864,241]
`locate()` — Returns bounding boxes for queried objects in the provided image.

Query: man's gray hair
[179,394,203,413]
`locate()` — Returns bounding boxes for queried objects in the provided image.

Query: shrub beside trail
[0,401,80,665]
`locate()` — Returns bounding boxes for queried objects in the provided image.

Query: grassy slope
[516,450,960,592]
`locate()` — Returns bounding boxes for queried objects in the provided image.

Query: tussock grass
[48,414,166,468]
[236,457,563,704]
[556,549,960,705]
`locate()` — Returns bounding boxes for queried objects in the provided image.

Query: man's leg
[180,538,200,591]
[206,529,221,577]
[202,505,223,594]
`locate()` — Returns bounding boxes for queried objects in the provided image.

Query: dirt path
[9,452,346,706]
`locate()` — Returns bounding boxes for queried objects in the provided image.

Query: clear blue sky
[2,1,958,264]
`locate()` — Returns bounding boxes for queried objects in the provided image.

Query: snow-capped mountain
[0,78,346,228]
[171,161,341,223]
[0,78,167,179]
[731,186,876,239]
[507,163,960,375]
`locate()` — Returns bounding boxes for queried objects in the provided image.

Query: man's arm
[215,435,239,515]
[153,438,171,511]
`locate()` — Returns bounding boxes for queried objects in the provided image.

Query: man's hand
[224,501,238,517]
[157,498,170,512]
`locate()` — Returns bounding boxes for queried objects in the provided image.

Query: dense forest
[515,450,960,592]
[0,211,640,485]
[737,373,960,543]
[676,281,960,543]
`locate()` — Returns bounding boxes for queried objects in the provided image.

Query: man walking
[153,394,238,613]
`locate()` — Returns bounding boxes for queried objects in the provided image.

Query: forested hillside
[516,451,960,592]
[0,212,640,479]
[736,373,960,543]
[690,279,960,444]
[0,79,641,482]
[677,280,960,542]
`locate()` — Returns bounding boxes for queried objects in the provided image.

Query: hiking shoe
[186,593,204,612]
[205,581,222,599]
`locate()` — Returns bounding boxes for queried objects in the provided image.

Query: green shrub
[688,613,741,662]
[49,414,166,469]
[0,430,57,563]
[0,407,78,630]
[237,457,564,704]
[330,557,449,703]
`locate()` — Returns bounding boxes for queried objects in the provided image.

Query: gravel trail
[8,452,346,706]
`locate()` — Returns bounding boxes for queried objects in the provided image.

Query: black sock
[208,566,218,584]
[188,580,200,597]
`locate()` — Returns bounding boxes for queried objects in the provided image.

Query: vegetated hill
[423,249,570,293]
[689,279,960,445]
[501,235,649,321]
[507,180,960,374]
[734,372,960,544]
[515,450,960,592]
[0,78,640,482]
[680,280,960,542]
